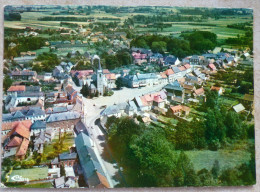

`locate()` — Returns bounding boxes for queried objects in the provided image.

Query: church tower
[93,55,104,96]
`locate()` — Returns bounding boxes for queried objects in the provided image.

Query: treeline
[132,14,203,24]
[60,22,79,28]
[97,17,121,21]
[102,50,132,70]
[33,52,60,72]
[38,16,94,22]
[4,12,21,21]
[4,37,46,59]
[227,22,252,30]
[225,28,253,50]
[106,115,255,187]
[130,31,217,58]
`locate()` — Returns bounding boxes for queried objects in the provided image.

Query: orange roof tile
[160,72,167,79]
[194,88,205,96]
[8,121,31,139]
[16,139,29,157]
[96,172,110,188]
[105,73,116,80]
[7,85,26,92]
[170,105,183,112]
[2,120,32,131]
[7,136,23,147]
[165,69,174,76]
[211,86,221,91]
[184,64,191,69]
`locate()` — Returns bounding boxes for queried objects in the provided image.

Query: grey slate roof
[52,106,68,113]
[74,120,88,135]
[164,80,183,91]
[46,111,81,123]
[31,120,46,130]
[59,152,77,161]
[75,132,107,188]
[100,105,120,116]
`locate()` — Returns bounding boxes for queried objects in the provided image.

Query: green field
[186,149,251,172]
[4,8,252,40]
[9,167,48,182]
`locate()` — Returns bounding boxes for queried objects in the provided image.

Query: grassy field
[9,167,48,182]
[186,149,251,172]
[4,8,252,40]
[22,182,53,188]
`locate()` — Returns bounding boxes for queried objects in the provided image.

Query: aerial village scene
[1,5,255,188]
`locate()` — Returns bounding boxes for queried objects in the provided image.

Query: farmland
[4,7,252,41]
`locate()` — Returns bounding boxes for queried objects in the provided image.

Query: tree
[211,160,220,179]
[224,111,242,139]
[3,75,13,92]
[151,41,167,53]
[80,84,89,98]
[60,163,66,177]
[173,151,198,186]
[115,78,124,90]
[129,128,175,187]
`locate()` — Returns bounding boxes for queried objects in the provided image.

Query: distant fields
[4,9,252,40]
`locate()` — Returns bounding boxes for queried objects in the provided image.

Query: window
[27,98,31,101]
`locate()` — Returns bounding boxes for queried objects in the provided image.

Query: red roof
[208,64,216,70]
[7,85,26,92]
[7,136,23,147]
[184,64,191,69]
[16,139,29,157]
[154,95,164,103]
[8,121,31,139]
[105,73,116,80]
[165,69,174,76]
[2,120,32,131]
[103,69,110,74]
[140,96,149,106]
[160,72,167,79]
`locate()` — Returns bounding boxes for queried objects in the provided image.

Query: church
[88,55,110,96]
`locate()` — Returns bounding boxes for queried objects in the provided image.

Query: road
[71,79,167,187]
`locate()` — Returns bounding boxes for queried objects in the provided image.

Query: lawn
[185,149,251,172]
[22,182,53,188]
[9,167,48,182]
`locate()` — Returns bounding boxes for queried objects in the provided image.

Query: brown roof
[8,121,31,139]
[170,105,183,112]
[96,172,110,188]
[7,85,26,92]
[183,84,194,90]
[194,88,205,96]
[2,120,32,131]
[16,138,29,157]
[184,64,191,69]
[178,66,186,71]
[105,73,116,80]
[211,86,222,91]
[160,72,167,79]
[7,136,23,147]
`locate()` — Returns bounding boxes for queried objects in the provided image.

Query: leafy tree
[3,75,13,92]
[60,163,66,177]
[129,128,175,187]
[115,78,124,90]
[173,151,198,186]
[197,168,215,186]
[80,84,89,98]
[211,160,220,179]
[224,111,242,139]
[151,41,167,53]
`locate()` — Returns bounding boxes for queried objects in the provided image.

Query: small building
[54,176,65,188]
[233,103,245,113]
[59,152,77,167]
[169,105,190,116]
[211,86,224,95]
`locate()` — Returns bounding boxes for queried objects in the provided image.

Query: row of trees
[130,32,217,58]
[33,52,60,72]
[106,116,255,187]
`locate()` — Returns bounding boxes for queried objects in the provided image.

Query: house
[75,132,110,188]
[211,86,224,95]
[54,176,65,188]
[74,120,88,135]
[190,55,200,65]
[164,55,180,65]
[183,82,195,97]
[193,88,205,98]
[233,103,245,113]
[164,81,185,103]
[153,95,165,108]
[2,107,45,123]
[59,152,77,167]
[46,111,81,133]
[11,69,37,81]
[7,85,26,94]
[169,105,190,116]
[33,131,48,153]
[2,120,32,136]
[208,63,216,71]
[30,120,46,135]
[53,66,64,78]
